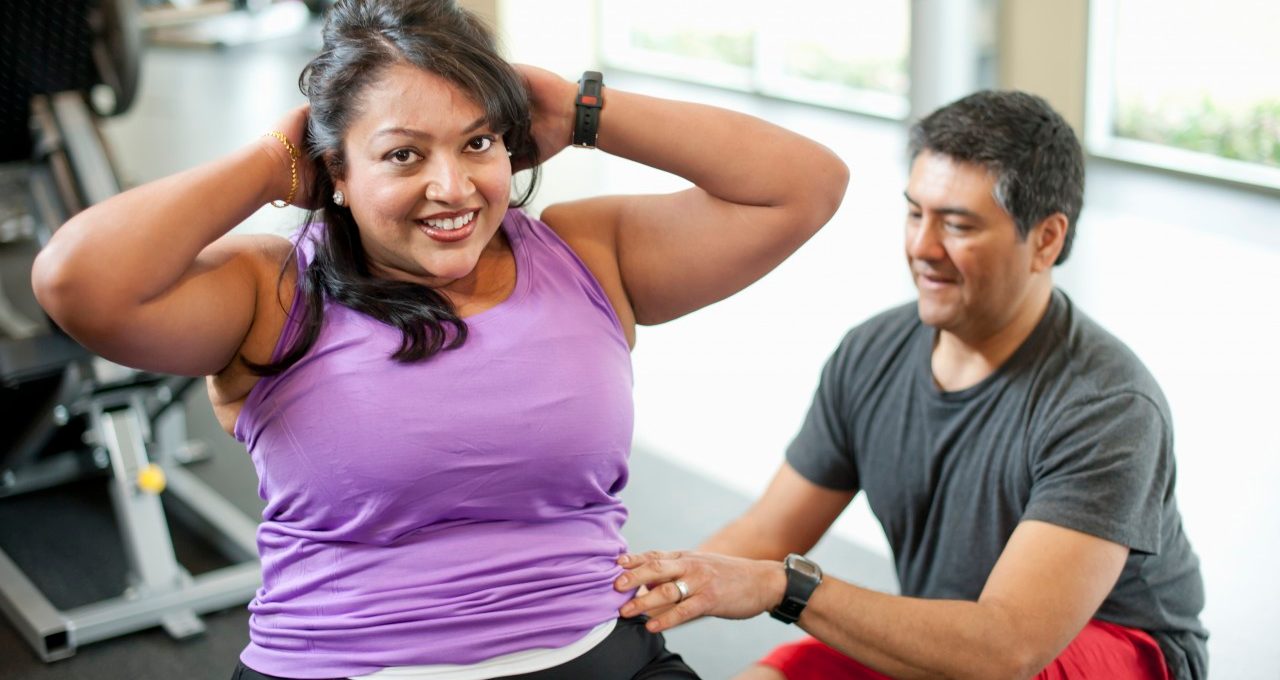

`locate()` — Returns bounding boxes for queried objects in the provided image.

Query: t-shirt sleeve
[785,341,859,492]
[1023,391,1171,554]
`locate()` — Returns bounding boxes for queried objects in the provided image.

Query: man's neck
[931,282,1053,392]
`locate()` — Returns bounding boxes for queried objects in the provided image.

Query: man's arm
[617,520,1128,680]
[795,520,1128,680]
[700,462,854,558]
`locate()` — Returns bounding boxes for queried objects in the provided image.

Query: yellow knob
[137,464,167,494]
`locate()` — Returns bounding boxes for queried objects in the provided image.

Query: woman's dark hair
[908,90,1084,265]
[246,0,540,376]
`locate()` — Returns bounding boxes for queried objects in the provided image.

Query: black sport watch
[769,553,823,624]
[571,70,604,148]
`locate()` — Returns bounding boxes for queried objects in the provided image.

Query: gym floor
[0,24,895,680]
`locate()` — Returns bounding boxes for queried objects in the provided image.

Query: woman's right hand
[259,103,322,209]
[33,104,311,377]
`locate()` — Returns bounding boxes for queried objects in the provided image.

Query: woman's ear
[1030,213,1068,272]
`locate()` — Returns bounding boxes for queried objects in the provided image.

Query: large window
[599,1,910,119]
[1087,0,1280,190]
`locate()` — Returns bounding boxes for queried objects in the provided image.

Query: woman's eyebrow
[371,117,490,142]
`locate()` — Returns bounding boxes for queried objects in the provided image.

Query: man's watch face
[787,554,821,579]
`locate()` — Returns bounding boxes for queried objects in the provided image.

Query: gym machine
[0,0,260,662]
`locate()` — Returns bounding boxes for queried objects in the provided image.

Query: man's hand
[614,550,788,633]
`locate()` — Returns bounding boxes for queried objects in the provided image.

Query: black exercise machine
[0,0,259,662]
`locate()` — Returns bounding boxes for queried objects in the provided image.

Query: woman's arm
[32,106,310,376]
[526,67,849,338]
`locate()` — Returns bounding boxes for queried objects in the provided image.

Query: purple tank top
[234,209,634,677]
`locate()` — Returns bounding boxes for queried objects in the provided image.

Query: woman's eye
[466,136,494,153]
[389,148,418,164]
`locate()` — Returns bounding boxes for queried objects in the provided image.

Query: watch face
[787,554,821,580]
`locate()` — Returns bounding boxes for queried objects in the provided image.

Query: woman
[32,1,847,678]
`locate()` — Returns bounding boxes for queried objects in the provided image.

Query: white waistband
[351,618,617,680]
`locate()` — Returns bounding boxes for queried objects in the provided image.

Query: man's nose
[906,219,944,260]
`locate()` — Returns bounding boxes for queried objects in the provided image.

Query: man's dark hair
[247,0,539,376]
[908,90,1084,265]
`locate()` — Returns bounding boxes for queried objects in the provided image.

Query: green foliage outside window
[1115,98,1280,168]
[785,45,908,97]
[630,30,753,68]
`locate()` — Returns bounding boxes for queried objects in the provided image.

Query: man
[614,91,1207,680]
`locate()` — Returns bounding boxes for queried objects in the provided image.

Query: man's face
[903,151,1042,341]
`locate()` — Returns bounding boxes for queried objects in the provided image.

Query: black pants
[230,617,701,680]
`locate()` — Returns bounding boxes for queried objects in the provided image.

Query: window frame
[597,1,910,121]
[1084,0,1280,193]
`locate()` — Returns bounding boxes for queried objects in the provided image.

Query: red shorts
[758,619,1170,680]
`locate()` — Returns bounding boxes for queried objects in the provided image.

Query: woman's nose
[424,156,471,203]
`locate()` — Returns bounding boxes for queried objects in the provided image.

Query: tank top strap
[501,208,626,342]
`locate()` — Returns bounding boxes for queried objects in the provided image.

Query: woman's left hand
[614,550,788,633]
[512,64,576,171]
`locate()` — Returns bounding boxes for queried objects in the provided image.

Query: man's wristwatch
[571,70,604,148]
[769,553,823,624]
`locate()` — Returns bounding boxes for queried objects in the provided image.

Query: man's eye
[907,211,922,220]
[466,136,494,152]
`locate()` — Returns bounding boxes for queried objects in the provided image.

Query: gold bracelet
[264,131,300,208]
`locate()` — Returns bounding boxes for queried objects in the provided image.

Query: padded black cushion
[0,0,96,162]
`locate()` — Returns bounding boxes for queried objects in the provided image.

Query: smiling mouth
[417,211,477,232]
[916,271,960,287]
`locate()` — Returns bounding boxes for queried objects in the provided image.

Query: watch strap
[572,70,604,148]
[769,553,823,624]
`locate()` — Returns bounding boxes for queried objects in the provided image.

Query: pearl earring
[333,189,345,206]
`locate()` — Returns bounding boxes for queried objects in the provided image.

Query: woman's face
[334,62,512,290]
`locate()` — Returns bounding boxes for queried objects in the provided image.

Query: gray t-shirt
[787,290,1207,679]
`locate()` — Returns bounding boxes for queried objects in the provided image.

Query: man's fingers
[620,578,684,617]
[619,550,685,565]
[645,596,704,633]
[615,558,686,591]
[617,552,778,624]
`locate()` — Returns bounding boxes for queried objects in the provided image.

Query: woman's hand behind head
[262,103,323,210]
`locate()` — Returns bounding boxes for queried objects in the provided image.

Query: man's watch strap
[769,553,823,625]
[572,70,604,148]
